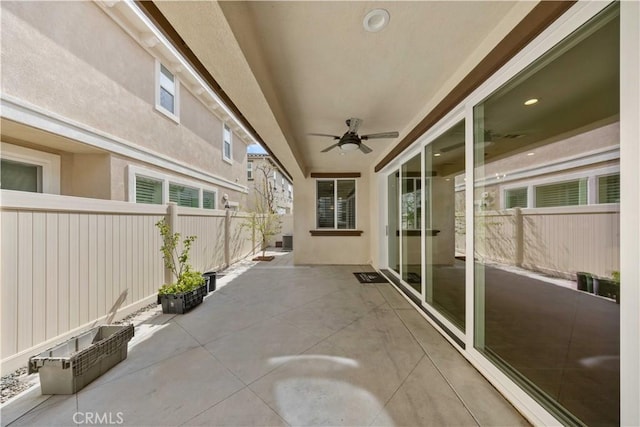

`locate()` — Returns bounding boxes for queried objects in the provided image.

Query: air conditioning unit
[282,234,293,251]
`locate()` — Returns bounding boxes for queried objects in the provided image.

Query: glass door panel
[473,4,620,424]
[424,121,466,329]
[387,172,400,274]
[401,154,422,293]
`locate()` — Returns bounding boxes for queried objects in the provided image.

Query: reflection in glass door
[387,172,399,274]
[473,4,620,424]
[401,155,422,293]
[423,121,466,330]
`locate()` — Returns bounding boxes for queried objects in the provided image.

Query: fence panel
[459,206,619,278]
[1,192,256,373]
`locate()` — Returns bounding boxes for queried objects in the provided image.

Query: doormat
[354,272,389,284]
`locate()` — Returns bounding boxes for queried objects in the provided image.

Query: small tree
[246,162,282,258]
[156,219,204,295]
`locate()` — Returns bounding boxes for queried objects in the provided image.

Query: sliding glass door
[473,4,620,425]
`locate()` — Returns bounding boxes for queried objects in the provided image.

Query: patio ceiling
[150,1,537,178]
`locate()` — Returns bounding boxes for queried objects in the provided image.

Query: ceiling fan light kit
[310,118,399,154]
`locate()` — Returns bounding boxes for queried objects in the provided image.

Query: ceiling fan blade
[359,143,373,154]
[346,118,362,134]
[361,131,399,140]
[308,133,340,139]
[321,143,340,153]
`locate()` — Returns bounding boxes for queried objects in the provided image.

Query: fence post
[224,208,231,268]
[514,207,523,267]
[165,202,179,284]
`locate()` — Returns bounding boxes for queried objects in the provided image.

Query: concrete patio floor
[3,251,528,426]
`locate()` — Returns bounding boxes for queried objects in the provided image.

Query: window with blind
[535,179,587,208]
[505,187,528,208]
[223,124,232,161]
[203,190,216,209]
[316,179,356,229]
[135,176,163,204]
[1,159,41,192]
[598,173,620,203]
[247,161,253,180]
[169,183,199,208]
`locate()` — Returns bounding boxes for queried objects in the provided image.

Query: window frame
[499,165,620,209]
[247,161,253,180]
[0,142,60,194]
[315,178,357,230]
[222,123,233,163]
[155,60,180,123]
[128,165,218,209]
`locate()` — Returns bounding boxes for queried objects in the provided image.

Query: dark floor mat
[353,272,389,284]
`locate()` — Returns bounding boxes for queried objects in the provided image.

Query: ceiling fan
[309,118,399,154]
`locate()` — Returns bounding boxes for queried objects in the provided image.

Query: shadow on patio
[3,251,526,426]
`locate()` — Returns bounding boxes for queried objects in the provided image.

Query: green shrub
[156,219,203,295]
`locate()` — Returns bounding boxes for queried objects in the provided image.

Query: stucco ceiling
[153,1,538,178]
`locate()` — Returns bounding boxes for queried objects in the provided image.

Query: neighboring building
[247,153,293,214]
[1,1,253,209]
[0,1,257,373]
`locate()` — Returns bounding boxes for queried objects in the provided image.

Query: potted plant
[156,219,206,314]
[597,271,620,304]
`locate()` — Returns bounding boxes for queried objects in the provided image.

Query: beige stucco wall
[1,1,248,196]
[293,172,371,265]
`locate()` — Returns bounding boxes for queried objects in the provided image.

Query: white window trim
[315,178,358,230]
[500,165,620,209]
[222,123,233,164]
[0,142,60,194]
[127,165,217,209]
[155,60,180,123]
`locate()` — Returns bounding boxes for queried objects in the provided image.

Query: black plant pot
[159,284,207,314]
[576,272,591,292]
[203,272,217,293]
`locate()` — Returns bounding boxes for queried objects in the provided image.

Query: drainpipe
[224,200,231,268]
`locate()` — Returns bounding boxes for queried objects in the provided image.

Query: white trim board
[1,95,248,194]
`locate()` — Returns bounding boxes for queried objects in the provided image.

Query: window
[247,161,253,180]
[598,173,619,203]
[169,183,199,207]
[535,179,587,208]
[223,124,232,162]
[1,159,41,192]
[316,179,356,229]
[135,176,163,204]
[288,184,292,199]
[203,190,217,209]
[156,62,179,120]
[1,142,60,194]
[505,187,528,208]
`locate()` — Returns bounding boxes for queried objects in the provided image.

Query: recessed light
[524,98,539,106]
[527,152,535,156]
[434,153,441,157]
[363,9,390,33]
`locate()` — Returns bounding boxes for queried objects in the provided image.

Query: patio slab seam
[366,353,427,426]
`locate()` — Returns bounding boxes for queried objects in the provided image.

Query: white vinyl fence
[0,190,254,374]
[456,204,620,279]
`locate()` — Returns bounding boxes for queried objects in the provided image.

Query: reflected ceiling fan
[309,118,399,154]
